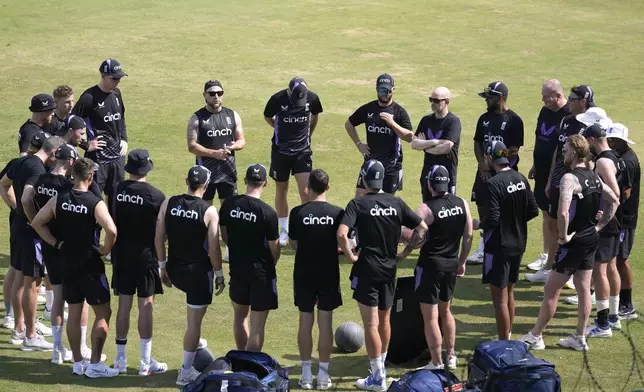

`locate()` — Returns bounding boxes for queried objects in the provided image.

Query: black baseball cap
[583,124,606,139]
[65,115,86,130]
[30,131,51,149]
[204,80,224,93]
[478,81,509,98]
[485,140,510,165]
[245,163,267,182]
[360,159,385,189]
[29,93,57,112]
[427,165,450,193]
[124,149,154,176]
[287,78,308,107]
[187,165,211,186]
[99,58,127,79]
[376,73,394,90]
[569,85,595,107]
[55,144,78,161]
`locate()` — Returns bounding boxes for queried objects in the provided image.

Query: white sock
[369,357,382,379]
[301,360,312,380]
[52,326,63,350]
[609,295,620,316]
[318,362,329,378]
[117,344,127,359]
[278,217,288,232]
[596,299,609,313]
[45,290,54,311]
[183,350,196,370]
[80,326,88,350]
[380,352,387,364]
[478,231,485,251]
[141,338,152,364]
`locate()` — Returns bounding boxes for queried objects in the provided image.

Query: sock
[318,362,329,378]
[301,360,312,380]
[52,326,63,350]
[620,288,632,307]
[596,301,609,327]
[116,338,127,359]
[278,217,288,232]
[609,295,620,316]
[380,352,387,364]
[80,326,89,350]
[183,350,196,370]
[4,298,12,317]
[45,290,54,311]
[140,338,152,364]
[369,357,383,380]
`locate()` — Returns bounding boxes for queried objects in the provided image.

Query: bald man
[526,80,570,272]
[412,87,462,201]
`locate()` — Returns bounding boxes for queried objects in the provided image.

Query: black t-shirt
[349,101,412,172]
[8,155,47,220]
[112,180,165,268]
[594,149,624,236]
[18,120,43,154]
[263,89,323,155]
[34,173,72,239]
[72,86,127,163]
[533,104,570,184]
[567,167,602,244]
[415,112,461,180]
[194,107,238,184]
[341,192,422,282]
[473,109,524,170]
[480,169,539,255]
[1,158,19,225]
[289,201,344,281]
[44,112,67,136]
[620,148,640,228]
[220,195,279,278]
[165,194,212,270]
[419,194,467,272]
[551,115,587,189]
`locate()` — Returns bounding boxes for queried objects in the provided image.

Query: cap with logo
[427,165,450,193]
[583,124,608,139]
[55,144,78,161]
[99,58,128,79]
[485,140,510,165]
[204,80,224,93]
[478,81,509,99]
[187,165,211,186]
[287,77,308,107]
[576,107,612,129]
[124,149,155,176]
[569,85,595,107]
[29,93,57,113]
[360,159,385,189]
[30,131,51,149]
[606,123,634,145]
[245,163,267,182]
[65,115,86,130]
[376,73,394,91]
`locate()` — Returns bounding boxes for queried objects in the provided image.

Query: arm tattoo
[186,116,198,144]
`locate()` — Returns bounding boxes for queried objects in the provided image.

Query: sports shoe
[619,306,638,320]
[37,294,47,304]
[113,357,127,374]
[105,252,112,261]
[9,329,25,345]
[557,334,588,351]
[279,229,289,247]
[466,248,484,265]
[520,331,545,350]
[564,277,575,290]
[82,346,107,362]
[20,335,54,351]
[356,371,387,391]
[420,362,445,370]
[198,338,207,349]
[39,285,46,295]
[565,292,596,306]
[85,361,120,378]
[72,359,88,375]
[609,318,622,331]
[2,315,15,330]
[527,253,547,271]
[299,377,313,390]
[36,318,52,336]
[139,358,168,376]
[51,346,73,364]
[176,366,200,386]
[43,308,68,322]
[585,321,613,338]
[525,269,550,283]
[447,355,459,370]
[317,375,332,390]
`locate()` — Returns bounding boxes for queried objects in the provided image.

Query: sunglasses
[429,98,447,104]
[207,91,224,97]
[377,87,392,95]
[482,87,504,96]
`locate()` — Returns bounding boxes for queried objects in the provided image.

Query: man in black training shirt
[522,135,618,352]
[606,124,641,319]
[476,141,538,340]
[468,81,524,265]
[111,149,167,376]
[288,169,343,390]
[45,85,75,136]
[32,157,119,378]
[18,94,57,156]
[264,78,323,247]
[155,165,225,387]
[345,74,413,197]
[397,165,472,371]
[411,87,461,199]
[220,164,280,353]
[337,159,427,391]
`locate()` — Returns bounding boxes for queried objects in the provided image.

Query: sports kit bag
[388,368,481,391]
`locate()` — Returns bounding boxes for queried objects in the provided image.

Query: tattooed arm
[557,173,580,244]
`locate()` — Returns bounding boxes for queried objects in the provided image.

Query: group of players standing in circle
[0,58,640,392]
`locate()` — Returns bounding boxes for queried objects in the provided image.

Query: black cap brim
[430,182,449,193]
[29,103,57,112]
[106,71,127,79]
[492,157,510,165]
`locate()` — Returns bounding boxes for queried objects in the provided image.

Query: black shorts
[618,228,635,263]
[293,277,342,313]
[115,267,163,298]
[269,149,312,182]
[42,245,63,286]
[596,234,620,262]
[471,172,488,206]
[534,180,549,212]
[168,266,214,307]
[351,276,395,310]
[229,275,278,312]
[63,273,111,306]
[552,237,598,275]
[357,168,403,194]
[95,156,125,201]
[414,266,456,305]
[9,224,20,271]
[482,252,522,289]
[18,235,45,278]
[547,187,560,218]
[203,181,238,202]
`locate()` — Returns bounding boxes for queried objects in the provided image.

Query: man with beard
[45,85,75,136]
[62,115,106,154]
[19,94,57,156]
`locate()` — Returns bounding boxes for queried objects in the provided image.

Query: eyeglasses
[429,98,447,104]
[207,91,224,97]
[377,87,392,95]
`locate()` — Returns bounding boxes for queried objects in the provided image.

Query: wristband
[54,240,63,250]
[158,260,167,268]
[356,141,362,146]
[215,269,224,278]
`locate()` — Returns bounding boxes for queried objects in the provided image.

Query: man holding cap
[19,94,57,156]
[219,164,280,352]
[263,78,323,247]
[154,165,225,386]
[46,85,75,136]
[476,141,539,340]
[111,149,167,376]
[468,81,524,265]
[345,73,413,197]
[337,159,427,391]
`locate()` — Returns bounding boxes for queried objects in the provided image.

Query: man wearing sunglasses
[468,81,524,265]
[345,74,413,197]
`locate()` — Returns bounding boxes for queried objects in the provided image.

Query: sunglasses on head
[377,87,392,95]
[429,97,447,104]
[483,87,504,96]
[207,91,224,97]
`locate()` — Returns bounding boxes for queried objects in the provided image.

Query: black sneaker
[619,304,638,320]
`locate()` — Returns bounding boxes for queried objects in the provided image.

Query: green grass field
[2,0,644,390]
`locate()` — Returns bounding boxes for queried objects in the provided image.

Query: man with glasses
[345,74,413,197]
[467,81,524,265]
[411,87,462,200]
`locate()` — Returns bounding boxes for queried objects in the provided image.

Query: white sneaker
[39,285,46,295]
[466,248,484,264]
[2,315,15,330]
[113,357,127,374]
[51,346,73,364]
[105,252,112,261]
[520,331,545,350]
[42,308,68,322]
[558,334,588,351]
[527,253,548,271]
[9,329,25,345]
[72,359,88,375]
[585,322,613,338]
[420,362,445,370]
[564,277,575,290]
[299,377,313,390]
[610,319,622,331]
[35,318,52,336]
[82,346,107,362]
[84,361,120,378]
[355,371,387,391]
[176,366,200,386]
[37,295,47,304]
[525,269,550,283]
[317,375,332,390]
[447,355,459,370]
[139,358,168,376]
[20,335,54,351]
[279,229,289,247]
[198,338,207,349]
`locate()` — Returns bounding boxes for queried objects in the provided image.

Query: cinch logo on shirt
[170,206,198,220]
[303,213,334,225]
[584,178,601,189]
[117,192,144,205]
[368,124,392,135]
[230,207,257,222]
[207,128,233,137]
[484,133,504,142]
[104,112,121,122]
[438,205,464,219]
[62,201,88,214]
[283,116,308,123]
[37,185,57,197]
[370,205,397,217]
[507,181,527,193]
